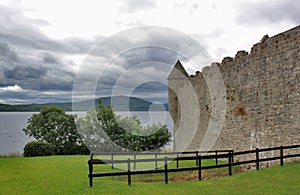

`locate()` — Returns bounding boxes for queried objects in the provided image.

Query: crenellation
[168,25,300,165]
[195,71,202,77]
[221,57,233,65]
[234,50,248,60]
[250,43,261,55]
[190,71,203,78]
[260,34,269,44]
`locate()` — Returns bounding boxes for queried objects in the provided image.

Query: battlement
[168,25,300,155]
[217,25,300,69]
[170,25,300,80]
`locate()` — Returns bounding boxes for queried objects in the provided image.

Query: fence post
[198,154,202,181]
[228,151,232,176]
[196,151,199,166]
[231,150,234,164]
[215,150,218,165]
[256,148,260,170]
[164,156,168,184]
[88,154,93,187]
[127,158,131,186]
[111,153,114,169]
[155,152,158,170]
[280,146,284,166]
[176,152,179,168]
[134,152,136,170]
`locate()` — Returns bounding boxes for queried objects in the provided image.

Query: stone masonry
[168,25,300,164]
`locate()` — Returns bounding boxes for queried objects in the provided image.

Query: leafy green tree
[96,100,171,151]
[23,106,89,155]
[76,109,123,153]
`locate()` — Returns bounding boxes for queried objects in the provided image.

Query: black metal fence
[88,144,300,187]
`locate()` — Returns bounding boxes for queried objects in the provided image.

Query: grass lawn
[0,155,299,194]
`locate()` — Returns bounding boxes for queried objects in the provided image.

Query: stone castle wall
[168,25,300,163]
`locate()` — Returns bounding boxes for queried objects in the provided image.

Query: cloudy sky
[0,0,299,105]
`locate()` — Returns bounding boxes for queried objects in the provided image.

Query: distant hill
[0,96,168,112]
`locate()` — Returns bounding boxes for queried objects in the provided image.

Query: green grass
[0,155,299,194]
[91,154,229,182]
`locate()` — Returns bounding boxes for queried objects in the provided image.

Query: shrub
[24,141,56,157]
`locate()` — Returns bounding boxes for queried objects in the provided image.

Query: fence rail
[90,150,231,170]
[87,144,300,187]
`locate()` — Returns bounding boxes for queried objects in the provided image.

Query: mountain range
[0,96,168,112]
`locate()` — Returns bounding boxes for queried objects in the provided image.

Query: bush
[24,141,56,157]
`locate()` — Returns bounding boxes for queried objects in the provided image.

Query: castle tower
[168,60,211,151]
[167,60,188,128]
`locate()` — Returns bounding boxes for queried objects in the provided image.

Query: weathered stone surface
[168,25,300,164]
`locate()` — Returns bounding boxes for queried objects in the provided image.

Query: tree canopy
[23,106,88,155]
[95,100,171,152]
[76,109,123,153]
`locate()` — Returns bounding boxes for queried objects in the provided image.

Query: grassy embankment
[0,155,299,194]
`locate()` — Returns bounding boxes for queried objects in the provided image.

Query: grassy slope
[0,156,299,194]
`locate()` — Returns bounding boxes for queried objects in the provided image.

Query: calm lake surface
[0,111,173,155]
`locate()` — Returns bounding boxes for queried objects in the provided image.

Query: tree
[23,106,89,155]
[76,109,123,153]
[96,100,171,152]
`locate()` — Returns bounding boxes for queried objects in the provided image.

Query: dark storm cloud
[0,4,208,104]
[131,82,168,103]
[0,42,75,92]
[4,66,47,80]
[75,26,211,103]
[0,5,101,54]
[132,82,167,95]
[235,0,300,25]
[0,42,18,62]
[42,52,60,64]
[0,5,105,104]
[91,42,196,90]
[119,0,157,13]
[0,6,63,52]
[114,47,180,68]
[89,26,210,65]
[81,27,204,93]
[92,46,183,103]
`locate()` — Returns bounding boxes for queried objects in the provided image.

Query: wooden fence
[87,144,300,187]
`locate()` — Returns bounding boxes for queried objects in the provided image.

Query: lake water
[0,111,173,155]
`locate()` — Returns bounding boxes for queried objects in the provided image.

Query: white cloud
[0,85,25,92]
[118,0,157,13]
[235,0,300,26]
